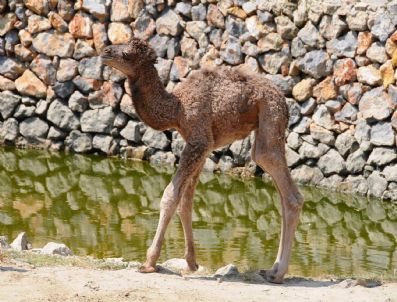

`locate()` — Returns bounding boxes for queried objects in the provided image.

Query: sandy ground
[0,259,396,302]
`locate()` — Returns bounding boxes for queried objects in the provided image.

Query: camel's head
[101,38,157,76]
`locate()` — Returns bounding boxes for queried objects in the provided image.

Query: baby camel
[101,38,303,283]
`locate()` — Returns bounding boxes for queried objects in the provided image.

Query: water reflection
[0,147,396,278]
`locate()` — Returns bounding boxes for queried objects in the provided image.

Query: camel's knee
[285,192,304,213]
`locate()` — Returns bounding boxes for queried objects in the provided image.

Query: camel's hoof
[259,269,284,284]
[138,264,157,273]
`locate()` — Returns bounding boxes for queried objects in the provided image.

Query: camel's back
[174,66,287,144]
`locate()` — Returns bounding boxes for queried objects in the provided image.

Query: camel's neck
[128,65,180,131]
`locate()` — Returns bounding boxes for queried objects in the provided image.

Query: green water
[0,147,396,278]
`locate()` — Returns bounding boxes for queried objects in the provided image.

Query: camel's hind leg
[252,106,304,284]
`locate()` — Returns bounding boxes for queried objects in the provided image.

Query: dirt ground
[0,258,396,302]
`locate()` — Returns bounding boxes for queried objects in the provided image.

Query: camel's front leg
[139,141,208,273]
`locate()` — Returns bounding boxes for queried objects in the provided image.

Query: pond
[0,147,396,278]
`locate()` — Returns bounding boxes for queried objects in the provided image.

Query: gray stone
[47,99,80,131]
[359,87,393,121]
[14,104,35,119]
[326,32,357,58]
[299,100,317,117]
[213,264,240,279]
[319,174,344,189]
[57,58,78,82]
[0,118,18,142]
[149,151,176,166]
[120,94,138,119]
[156,8,181,36]
[334,103,358,124]
[317,148,346,176]
[297,21,323,47]
[286,147,300,167]
[339,175,368,195]
[297,50,332,79]
[133,12,156,40]
[366,42,387,64]
[291,165,324,185]
[10,232,29,251]
[0,235,9,249]
[0,56,25,80]
[367,147,397,166]
[191,4,206,21]
[230,137,251,165]
[171,131,185,158]
[35,100,48,115]
[383,164,397,182]
[53,81,75,99]
[32,32,75,58]
[110,0,130,22]
[335,131,357,157]
[78,56,103,80]
[346,149,366,174]
[220,35,243,65]
[19,117,49,139]
[259,51,289,75]
[292,116,311,134]
[265,75,297,96]
[286,98,301,127]
[113,112,128,128]
[367,171,388,198]
[68,91,88,113]
[0,91,21,119]
[81,107,115,134]
[225,16,246,38]
[299,141,329,159]
[176,2,192,17]
[72,76,100,94]
[65,130,92,153]
[356,65,382,86]
[312,105,333,130]
[142,128,170,150]
[370,122,395,147]
[370,11,394,42]
[41,242,73,256]
[287,131,302,150]
[149,34,170,58]
[154,58,172,84]
[73,39,96,60]
[47,126,66,140]
[218,155,234,172]
[120,120,141,142]
[30,54,56,85]
[291,37,306,58]
[92,134,114,154]
[325,99,342,113]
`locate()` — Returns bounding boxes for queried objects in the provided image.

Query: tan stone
[69,13,93,38]
[386,38,397,58]
[23,0,49,15]
[0,13,17,36]
[357,32,373,55]
[48,12,68,33]
[129,0,144,19]
[14,45,35,62]
[207,4,225,29]
[15,70,47,98]
[390,30,397,43]
[292,79,316,102]
[27,15,51,34]
[333,58,357,86]
[18,29,32,47]
[313,77,338,103]
[108,22,133,45]
[32,32,75,58]
[392,49,397,67]
[0,75,16,91]
[227,7,247,19]
[380,61,395,89]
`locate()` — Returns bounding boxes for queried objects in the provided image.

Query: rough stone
[10,232,29,251]
[92,23,108,53]
[319,14,347,40]
[213,264,240,279]
[334,103,358,124]
[220,35,243,65]
[0,91,20,119]
[366,42,388,64]
[68,13,93,38]
[92,134,114,154]
[339,175,368,195]
[380,61,395,89]
[19,117,49,139]
[108,22,133,45]
[370,12,394,42]
[133,12,156,40]
[357,65,382,86]
[207,4,225,29]
[259,51,288,75]
[15,70,47,98]
[346,11,368,31]
[299,141,329,159]
[367,171,388,198]
[370,122,395,147]
[357,32,373,55]
[41,242,73,256]
[81,107,115,134]
[297,50,332,79]
[142,128,170,150]
[367,147,397,166]
[73,76,102,94]
[32,32,75,58]
[48,12,68,33]
[0,56,25,80]
[291,37,306,58]
[30,54,56,86]
[257,33,283,53]
[149,34,171,58]
[297,21,323,47]
[156,8,182,36]
[310,123,335,145]
[346,149,366,174]
[73,39,96,60]
[291,165,324,185]
[120,120,141,142]
[57,58,78,82]
[275,15,298,40]
[300,98,317,115]
[359,87,393,121]
[149,151,176,167]
[170,56,190,81]
[333,58,356,86]
[78,56,103,80]
[0,74,15,91]
[326,32,357,58]
[192,4,207,21]
[0,13,17,37]
[47,99,80,131]
[68,91,88,113]
[313,77,338,103]
[317,148,346,176]
[27,15,51,34]
[312,105,333,130]
[65,130,92,153]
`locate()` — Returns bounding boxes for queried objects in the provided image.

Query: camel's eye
[122,52,129,60]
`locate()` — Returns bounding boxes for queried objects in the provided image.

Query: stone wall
[1,0,397,201]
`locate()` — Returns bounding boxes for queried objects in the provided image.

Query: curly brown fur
[101,38,303,284]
